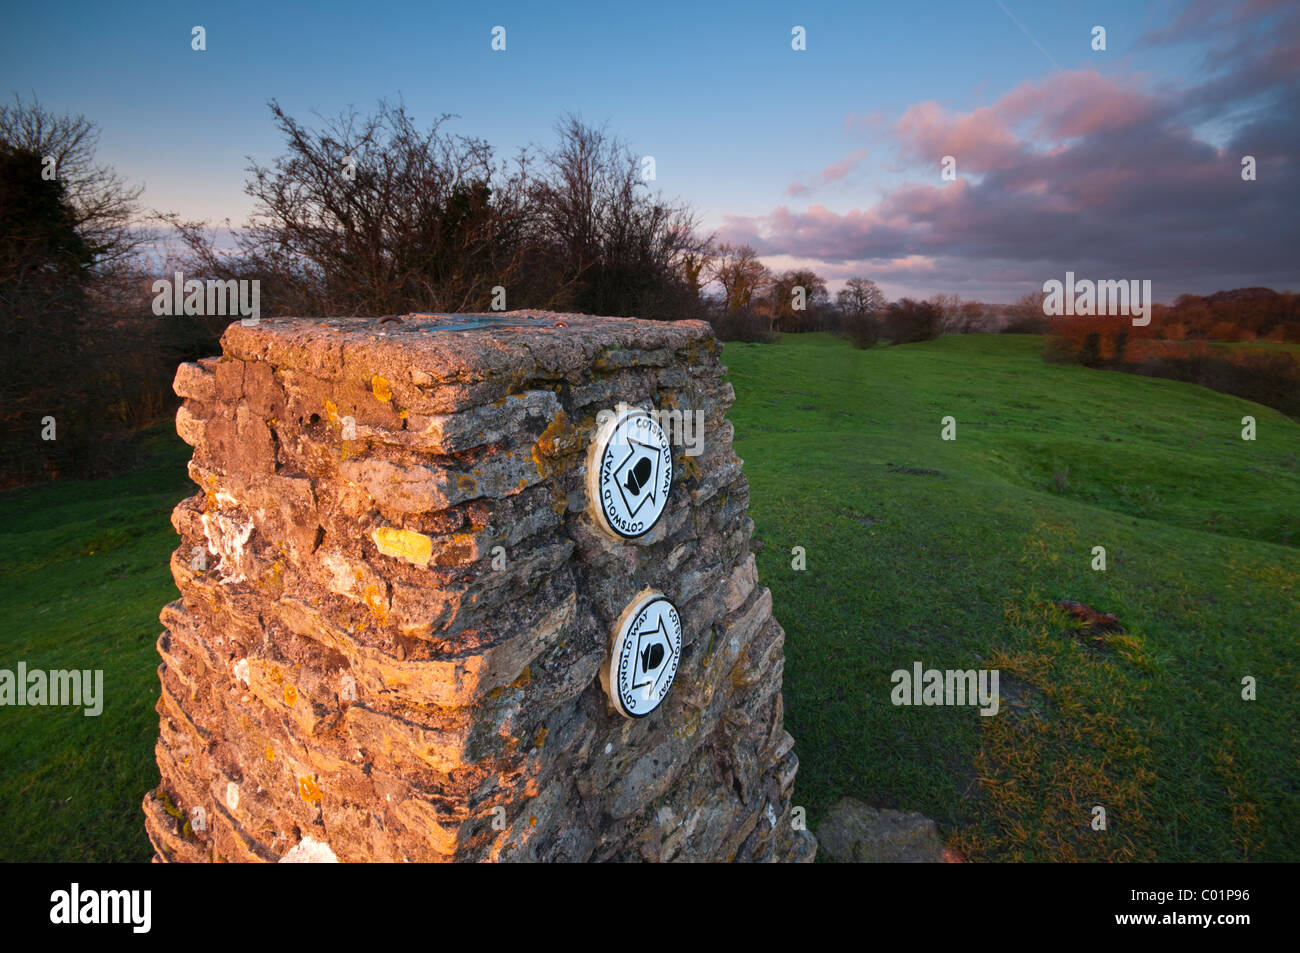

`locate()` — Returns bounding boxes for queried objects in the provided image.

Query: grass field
[0,428,190,861]
[730,333,1299,861]
[1,333,1296,861]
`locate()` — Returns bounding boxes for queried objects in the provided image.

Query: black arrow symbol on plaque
[623,457,653,496]
[640,642,665,673]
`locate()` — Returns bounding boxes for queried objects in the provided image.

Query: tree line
[161,98,1008,347]
[0,94,993,484]
[5,94,1294,484]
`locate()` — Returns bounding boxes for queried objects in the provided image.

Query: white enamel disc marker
[603,591,683,719]
[587,405,673,540]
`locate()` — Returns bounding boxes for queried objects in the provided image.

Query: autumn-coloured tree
[767,268,829,333]
[710,243,771,313]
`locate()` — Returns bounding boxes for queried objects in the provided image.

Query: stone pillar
[144,311,815,863]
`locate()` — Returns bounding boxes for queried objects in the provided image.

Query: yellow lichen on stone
[324,399,339,423]
[363,584,388,624]
[372,526,433,567]
[298,775,323,806]
[535,409,576,457]
[371,375,393,402]
[283,684,297,706]
[259,560,285,597]
[531,410,579,483]
[673,710,701,740]
[161,789,184,819]
[202,473,219,511]
[433,532,478,566]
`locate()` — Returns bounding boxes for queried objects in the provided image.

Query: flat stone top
[221,310,717,386]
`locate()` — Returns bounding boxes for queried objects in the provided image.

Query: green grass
[1,334,1296,861]
[727,333,1299,861]
[0,427,189,862]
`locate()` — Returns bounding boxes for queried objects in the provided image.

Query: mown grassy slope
[727,333,1298,861]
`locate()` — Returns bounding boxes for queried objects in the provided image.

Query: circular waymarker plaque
[602,591,683,719]
[586,406,673,540]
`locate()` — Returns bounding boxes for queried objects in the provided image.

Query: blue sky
[3,0,1296,303]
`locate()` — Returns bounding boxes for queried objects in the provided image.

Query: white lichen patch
[279,836,339,863]
[233,658,250,687]
[684,807,702,838]
[317,551,353,593]
[226,782,239,811]
[201,511,254,584]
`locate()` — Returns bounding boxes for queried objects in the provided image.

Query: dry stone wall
[143,310,816,862]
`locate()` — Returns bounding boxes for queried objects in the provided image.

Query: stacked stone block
[143,310,815,862]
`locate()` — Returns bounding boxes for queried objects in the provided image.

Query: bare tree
[836,277,886,318]
[161,98,535,317]
[530,114,709,319]
[928,293,964,334]
[954,300,991,333]
[1004,289,1050,333]
[0,94,148,270]
[166,103,713,320]
[835,276,886,347]
[0,98,168,485]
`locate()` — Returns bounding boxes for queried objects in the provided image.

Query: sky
[2,0,1296,303]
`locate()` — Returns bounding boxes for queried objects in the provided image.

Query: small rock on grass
[817,798,963,863]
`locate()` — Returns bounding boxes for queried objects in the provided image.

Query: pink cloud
[842,111,885,134]
[721,1,1300,302]
[894,72,1157,175]
[786,148,870,197]
[895,101,1022,172]
[820,148,869,182]
[997,71,1158,140]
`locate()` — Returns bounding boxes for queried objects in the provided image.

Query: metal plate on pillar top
[603,591,682,719]
[586,406,673,540]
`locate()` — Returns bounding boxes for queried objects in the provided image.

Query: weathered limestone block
[145,310,815,863]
